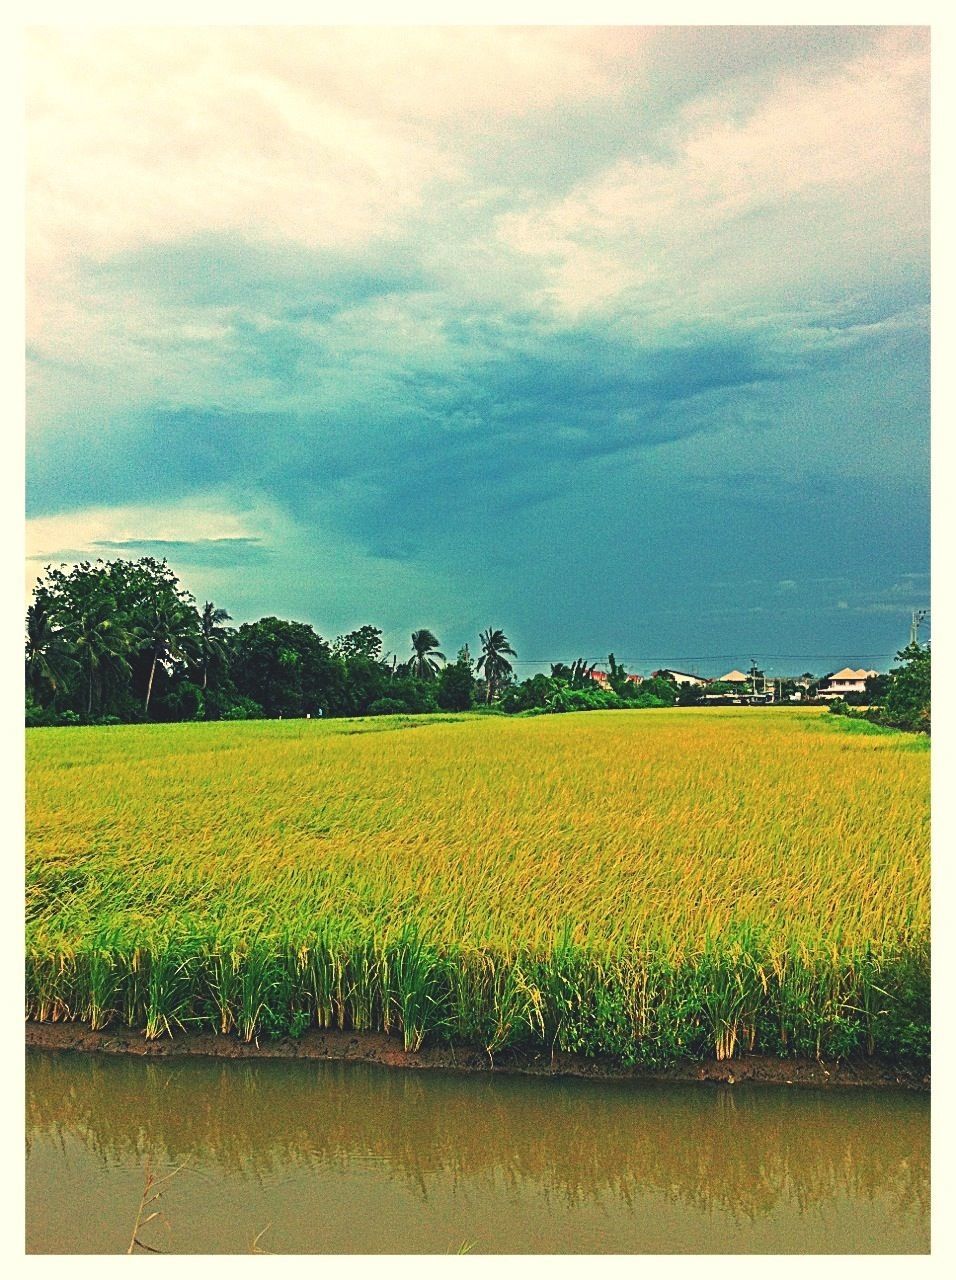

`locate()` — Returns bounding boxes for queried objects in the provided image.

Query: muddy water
[26,1049,928,1254]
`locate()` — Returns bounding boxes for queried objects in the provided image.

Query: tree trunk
[87,656,94,718]
[145,650,158,715]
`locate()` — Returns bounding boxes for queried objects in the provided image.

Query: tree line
[24,556,930,731]
[24,557,519,725]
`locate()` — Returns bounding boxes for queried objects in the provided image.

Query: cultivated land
[26,709,929,1067]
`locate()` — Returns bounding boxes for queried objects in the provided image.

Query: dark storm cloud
[26,27,929,665]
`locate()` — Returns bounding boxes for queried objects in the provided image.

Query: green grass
[26,708,929,1064]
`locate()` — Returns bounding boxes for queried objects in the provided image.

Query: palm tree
[25,601,76,705]
[409,629,445,680]
[476,628,517,703]
[198,601,232,690]
[142,599,201,716]
[71,602,135,718]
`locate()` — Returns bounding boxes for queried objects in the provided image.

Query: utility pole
[749,656,758,697]
[909,609,929,646]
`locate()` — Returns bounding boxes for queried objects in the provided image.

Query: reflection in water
[26,1050,929,1254]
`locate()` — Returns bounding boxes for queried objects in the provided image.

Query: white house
[653,669,707,687]
[816,668,879,700]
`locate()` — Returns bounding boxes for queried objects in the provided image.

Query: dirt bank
[25,1021,929,1090]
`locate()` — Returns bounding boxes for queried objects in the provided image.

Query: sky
[24,25,930,676]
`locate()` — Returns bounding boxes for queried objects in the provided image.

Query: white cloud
[26,27,650,370]
[26,492,279,565]
[496,29,928,321]
[26,28,635,271]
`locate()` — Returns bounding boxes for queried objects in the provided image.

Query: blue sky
[26,26,929,675]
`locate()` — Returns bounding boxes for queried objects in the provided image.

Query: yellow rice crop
[26,708,929,1063]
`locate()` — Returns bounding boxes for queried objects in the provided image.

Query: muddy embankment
[25,1021,929,1090]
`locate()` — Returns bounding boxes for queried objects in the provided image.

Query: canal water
[25,1049,929,1254]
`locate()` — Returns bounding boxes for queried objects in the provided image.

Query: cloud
[26,27,639,289]
[26,312,787,526]
[25,28,929,665]
[495,29,928,321]
[90,536,270,567]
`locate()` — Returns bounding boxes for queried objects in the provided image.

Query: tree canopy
[24,559,491,725]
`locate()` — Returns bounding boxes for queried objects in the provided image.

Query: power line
[506,653,903,665]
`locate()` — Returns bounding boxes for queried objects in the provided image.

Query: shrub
[220,696,264,721]
[368,698,408,716]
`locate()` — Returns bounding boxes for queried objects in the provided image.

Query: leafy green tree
[501,672,557,713]
[409,629,445,680]
[329,626,389,715]
[160,680,205,722]
[231,617,346,718]
[29,557,204,720]
[476,628,516,703]
[549,660,591,689]
[437,646,477,711]
[880,643,931,732]
[606,653,630,697]
[369,677,438,715]
[334,626,384,663]
[636,674,678,705]
[676,682,703,706]
[865,672,890,703]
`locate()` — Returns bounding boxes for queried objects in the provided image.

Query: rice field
[25,708,930,1064]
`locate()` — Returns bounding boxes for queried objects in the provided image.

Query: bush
[220,696,264,721]
[561,687,624,712]
[368,698,408,716]
[635,676,679,705]
[25,703,82,728]
[25,703,59,727]
[155,680,205,723]
[374,678,439,715]
[501,674,680,716]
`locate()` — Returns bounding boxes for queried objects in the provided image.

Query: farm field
[26,708,929,1065]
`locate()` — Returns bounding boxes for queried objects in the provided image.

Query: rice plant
[25,708,930,1063]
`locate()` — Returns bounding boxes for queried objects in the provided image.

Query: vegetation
[28,556,930,734]
[829,644,931,734]
[502,663,677,714]
[26,708,928,1065]
[476,628,517,704]
[24,557,513,726]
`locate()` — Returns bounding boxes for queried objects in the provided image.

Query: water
[26,1049,929,1254]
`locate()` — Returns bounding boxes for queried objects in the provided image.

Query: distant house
[652,669,706,687]
[716,670,751,685]
[816,668,879,700]
[588,667,643,688]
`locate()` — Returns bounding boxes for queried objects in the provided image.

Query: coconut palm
[409,629,445,680]
[25,600,76,705]
[476,627,517,703]
[71,601,136,718]
[198,601,232,690]
[142,599,201,716]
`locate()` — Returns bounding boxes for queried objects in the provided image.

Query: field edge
[25,1020,930,1091]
